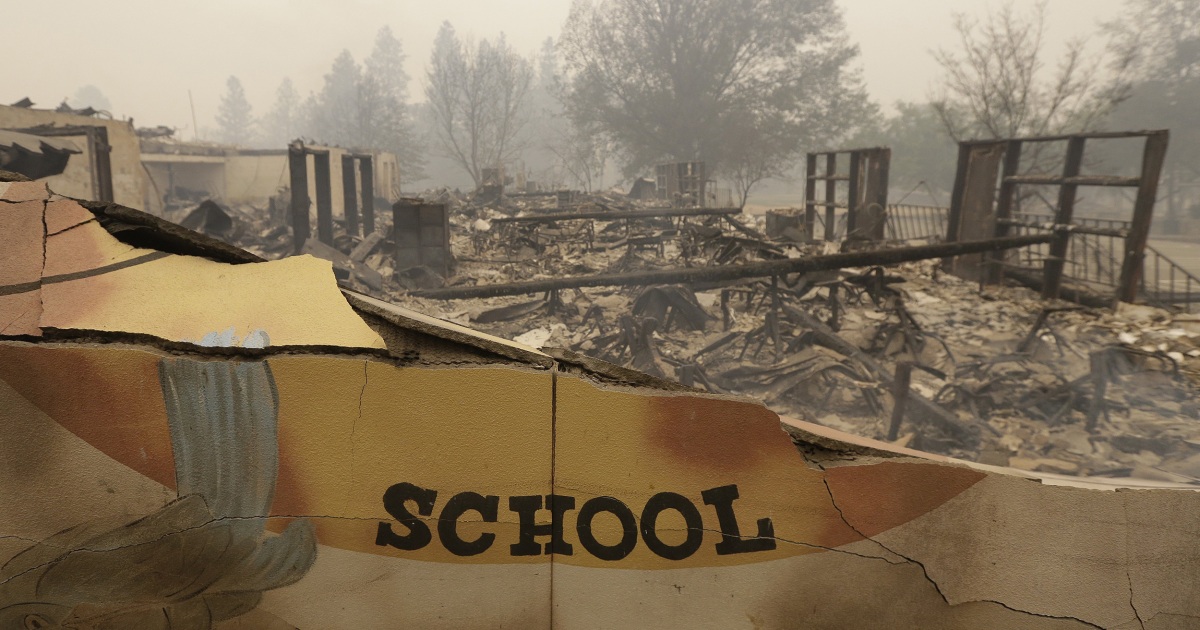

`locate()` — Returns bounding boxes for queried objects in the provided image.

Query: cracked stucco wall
[2,182,1200,629]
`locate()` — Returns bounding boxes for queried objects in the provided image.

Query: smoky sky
[4,0,1124,135]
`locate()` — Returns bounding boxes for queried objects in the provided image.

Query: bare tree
[1104,0,1200,219]
[547,121,609,192]
[723,111,796,208]
[1105,0,1199,84]
[930,1,1130,142]
[425,22,534,187]
[852,101,958,200]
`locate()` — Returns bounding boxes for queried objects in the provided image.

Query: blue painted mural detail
[0,334,315,629]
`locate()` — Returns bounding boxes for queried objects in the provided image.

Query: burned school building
[4,92,1200,628]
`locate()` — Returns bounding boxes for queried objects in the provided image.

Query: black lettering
[376,482,437,550]
[509,494,575,556]
[702,484,776,555]
[640,492,704,560]
[438,492,499,556]
[576,496,638,561]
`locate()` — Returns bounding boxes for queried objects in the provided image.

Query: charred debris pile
[173,181,1200,483]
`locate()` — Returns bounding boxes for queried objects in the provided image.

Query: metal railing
[886,205,948,242]
[837,205,1197,311]
[1142,244,1200,308]
[1002,213,1127,293]
[999,212,1200,309]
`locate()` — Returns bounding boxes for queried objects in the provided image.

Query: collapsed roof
[0,128,80,179]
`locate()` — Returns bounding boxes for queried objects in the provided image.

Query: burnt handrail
[413,233,1053,299]
[490,206,742,224]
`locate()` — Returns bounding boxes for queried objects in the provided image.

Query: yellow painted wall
[224,153,289,204]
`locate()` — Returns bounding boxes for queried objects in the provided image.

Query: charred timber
[996,219,1129,239]
[413,233,1054,300]
[490,206,743,224]
[783,306,980,446]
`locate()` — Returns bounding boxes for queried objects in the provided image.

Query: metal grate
[885,205,948,242]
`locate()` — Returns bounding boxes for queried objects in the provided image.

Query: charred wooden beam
[1004,175,1142,187]
[360,156,375,234]
[782,306,979,446]
[823,155,837,240]
[961,129,1169,144]
[996,219,1129,239]
[490,206,742,224]
[1042,137,1087,299]
[721,215,769,240]
[1118,131,1169,304]
[313,151,333,246]
[412,233,1053,299]
[287,144,309,254]
[342,154,359,237]
[1003,267,1115,309]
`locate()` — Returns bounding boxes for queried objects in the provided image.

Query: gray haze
[4,0,1124,133]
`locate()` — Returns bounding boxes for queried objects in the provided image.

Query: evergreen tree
[365,26,410,107]
[364,26,423,180]
[261,77,300,148]
[311,50,363,147]
[215,76,255,145]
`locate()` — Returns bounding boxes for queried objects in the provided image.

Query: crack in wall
[353,360,368,482]
[0,305,35,335]
[46,217,97,237]
[811,455,1109,629]
[38,197,47,332]
[980,600,1106,629]
[1123,497,1147,630]
[549,366,558,628]
[0,534,43,545]
[1141,611,1200,624]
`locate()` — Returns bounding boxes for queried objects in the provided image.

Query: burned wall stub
[6,181,1200,628]
[944,130,1169,305]
[765,208,806,242]
[6,125,108,200]
[392,198,451,279]
[804,147,890,243]
[288,141,377,253]
[0,103,139,208]
[656,161,707,208]
[340,152,375,237]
